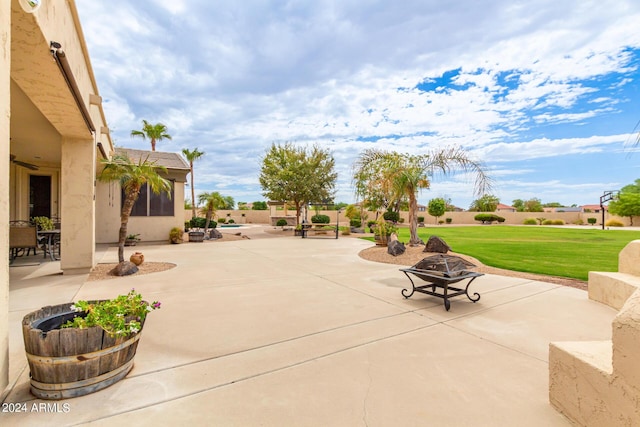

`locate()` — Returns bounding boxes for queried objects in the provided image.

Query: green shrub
[398,217,405,223]
[276,219,288,227]
[474,213,505,224]
[190,217,207,228]
[228,219,235,224]
[605,219,624,227]
[184,221,191,231]
[573,219,584,225]
[311,214,330,224]
[445,218,452,224]
[417,216,425,223]
[169,227,183,244]
[523,218,537,225]
[349,218,362,228]
[542,219,553,225]
[552,219,565,225]
[367,220,377,232]
[587,217,597,225]
[383,211,400,222]
[218,217,226,224]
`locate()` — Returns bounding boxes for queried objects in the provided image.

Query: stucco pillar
[0,0,10,396]
[60,137,96,274]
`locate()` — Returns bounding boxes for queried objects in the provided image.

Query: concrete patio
[2,226,617,426]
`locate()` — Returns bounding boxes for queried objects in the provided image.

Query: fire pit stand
[399,254,484,311]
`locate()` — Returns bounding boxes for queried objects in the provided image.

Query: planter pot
[129,252,144,266]
[188,231,205,242]
[22,303,144,399]
[374,234,390,246]
[124,239,137,246]
[294,229,303,236]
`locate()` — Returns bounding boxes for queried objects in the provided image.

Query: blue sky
[76,0,640,209]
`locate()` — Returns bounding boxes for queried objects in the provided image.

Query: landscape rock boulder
[387,239,406,256]
[424,235,451,253]
[209,229,223,239]
[110,261,139,277]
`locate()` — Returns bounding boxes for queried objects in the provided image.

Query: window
[124,181,174,216]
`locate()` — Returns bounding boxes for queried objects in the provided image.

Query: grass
[386,226,639,281]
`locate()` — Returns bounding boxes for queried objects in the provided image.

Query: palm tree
[198,191,226,231]
[131,120,172,151]
[354,147,491,246]
[181,148,205,219]
[98,152,172,263]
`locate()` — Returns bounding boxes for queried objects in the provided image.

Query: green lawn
[386,226,639,281]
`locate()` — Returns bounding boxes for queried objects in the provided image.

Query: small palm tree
[181,148,205,219]
[198,191,226,231]
[98,152,172,263]
[354,147,491,246]
[131,120,172,151]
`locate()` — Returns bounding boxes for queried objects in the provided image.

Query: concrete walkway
[3,226,617,426]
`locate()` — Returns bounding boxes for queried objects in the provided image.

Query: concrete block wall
[549,240,640,426]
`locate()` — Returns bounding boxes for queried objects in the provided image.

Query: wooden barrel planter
[188,231,205,242]
[22,302,144,400]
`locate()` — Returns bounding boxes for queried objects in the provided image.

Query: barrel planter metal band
[22,302,144,400]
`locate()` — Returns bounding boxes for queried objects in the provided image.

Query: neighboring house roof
[116,147,190,171]
[581,204,607,211]
[496,203,516,211]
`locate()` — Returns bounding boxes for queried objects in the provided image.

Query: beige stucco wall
[1,0,10,397]
[96,180,186,243]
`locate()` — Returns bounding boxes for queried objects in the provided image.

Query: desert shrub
[438,220,445,224]
[551,219,565,225]
[605,219,624,227]
[474,213,505,224]
[340,226,351,235]
[367,220,377,232]
[184,221,191,231]
[228,219,235,224]
[587,217,597,225]
[542,219,553,225]
[398,217,405,223]
[383,210,400,222]
[417,216,425,223]
[169,227,183,244]
[350,218,362,228]
[445,218,452,224]
[523,218,537,225]
[276,219,288,227]
[573,219,584,225]
[311,214,330,224]
[218,217,226,224]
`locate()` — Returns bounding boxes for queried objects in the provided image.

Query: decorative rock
[209,229,223,239]
[110,261,139,277]
[387,239,406,256]
[424,235,451,253]
[129,252,144,266]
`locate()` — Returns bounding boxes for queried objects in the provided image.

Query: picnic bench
[399,255,484,311]
[300,223,339,239]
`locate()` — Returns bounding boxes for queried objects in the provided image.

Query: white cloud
[76,0,640,207]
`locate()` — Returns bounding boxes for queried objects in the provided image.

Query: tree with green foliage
[181,147,205,219]
[252,201,268,210]
[198,191,226,231]
[131,120,172,151]
[259,143,337,225]
[609,179,640,225]
[428,198,446,224]
[98,152,171,263]
[237,202,249,210]
[512,199,524,212]
[354,147,491,245]
[469,194,500,212]
[222,195,235,210]
[523,198,544,212]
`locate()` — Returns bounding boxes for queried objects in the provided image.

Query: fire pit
[399,254,484,311]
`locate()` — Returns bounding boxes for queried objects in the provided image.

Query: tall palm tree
[181,147,205,219]
[98,152,172,263]
[354,147,491,246]
[198,191,226,231]
[131,120,172,151]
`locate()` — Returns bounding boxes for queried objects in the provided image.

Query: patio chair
[9,220,38,262]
